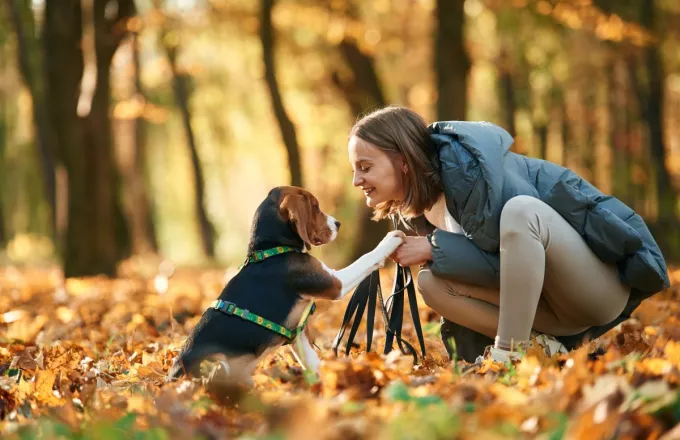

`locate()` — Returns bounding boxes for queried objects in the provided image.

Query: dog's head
[249,186,341,252]
[277,186,340,250]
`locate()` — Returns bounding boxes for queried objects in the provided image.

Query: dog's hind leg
[290,330,320,376]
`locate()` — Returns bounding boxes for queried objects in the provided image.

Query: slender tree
[632,1,677,221]
[260,0,304,188]
[435,0,469,120]
[156,2,216,258]
[0,96,6,250]
[497,46,517,137]
[330,3,391,262]
[0,12,7,249]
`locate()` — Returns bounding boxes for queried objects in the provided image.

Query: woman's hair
[350,106,442,221]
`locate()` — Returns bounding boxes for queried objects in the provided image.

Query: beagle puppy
[167,186,404,387]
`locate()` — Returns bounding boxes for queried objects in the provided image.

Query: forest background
[1,0,679,276]
[2,1,680,438]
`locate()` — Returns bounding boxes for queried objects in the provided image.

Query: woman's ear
[399,156,408,173]
[393,154,408,173]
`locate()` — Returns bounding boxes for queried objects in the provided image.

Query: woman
[348,106,670,363]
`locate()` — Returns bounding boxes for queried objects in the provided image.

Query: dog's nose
[335,221,341,231]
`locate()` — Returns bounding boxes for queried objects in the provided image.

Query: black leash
[332,218,427,364]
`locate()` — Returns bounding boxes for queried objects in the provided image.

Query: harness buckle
[212,300,236,315]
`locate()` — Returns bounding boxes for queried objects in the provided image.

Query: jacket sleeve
[429,228,500,288]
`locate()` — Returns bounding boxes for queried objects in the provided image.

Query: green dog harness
[211,245,315,344]
[209,299,316,343]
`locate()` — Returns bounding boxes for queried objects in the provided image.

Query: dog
[167,186,405,388]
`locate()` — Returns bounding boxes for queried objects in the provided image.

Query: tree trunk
[536,123,548,160]
[0,101,6,249]
[118,30,159,255]
[497,48,516,137]
[6,0,57,236]
[435,0,469,120]
[336,40,386,112]
[561,98,570,167]
[331,24,390,262]
[582,88,596,185]
[637,1,677,221]
[159,11,216,258]
[132,32,158,253]
[44,0,87,275]
[95,0,134,265]
[44,0,134,277]
[608,58,631,205]
[260,0,304,188]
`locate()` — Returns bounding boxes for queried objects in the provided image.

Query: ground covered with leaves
[0,259,679,439]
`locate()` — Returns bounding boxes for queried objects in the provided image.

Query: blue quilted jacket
[418,121,670,344]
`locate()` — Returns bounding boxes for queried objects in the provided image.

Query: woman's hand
[390,236,433,267]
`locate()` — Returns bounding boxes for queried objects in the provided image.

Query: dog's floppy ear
[280,194,313,250]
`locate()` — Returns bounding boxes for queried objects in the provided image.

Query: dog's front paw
[377,230,405,254]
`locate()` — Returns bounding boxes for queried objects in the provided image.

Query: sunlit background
[1,0,679,276]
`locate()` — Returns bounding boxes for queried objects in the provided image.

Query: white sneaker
[475,333,568,364]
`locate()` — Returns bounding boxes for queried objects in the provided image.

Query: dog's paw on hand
[378,230,406,254]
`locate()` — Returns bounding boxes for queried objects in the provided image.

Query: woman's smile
[348,135,405,207]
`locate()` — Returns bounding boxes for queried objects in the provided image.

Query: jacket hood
[428,121,514,251]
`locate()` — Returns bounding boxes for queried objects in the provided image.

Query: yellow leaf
[489,383,529,406]
[637,358,672,376]
[665,340,680,367]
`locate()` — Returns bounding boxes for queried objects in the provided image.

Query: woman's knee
[500,196,546,237]
[416,269,440,308]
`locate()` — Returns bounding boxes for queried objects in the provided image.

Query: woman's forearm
[429,229,500,288]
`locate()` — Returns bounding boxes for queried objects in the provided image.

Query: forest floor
[1,258,679,439]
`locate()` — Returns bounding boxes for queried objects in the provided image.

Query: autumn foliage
[0,262,679,439]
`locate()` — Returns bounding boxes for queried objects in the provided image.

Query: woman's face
[348,135,406,207]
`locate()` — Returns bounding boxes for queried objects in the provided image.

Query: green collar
[210,299,316,344]
[239,245,299,269]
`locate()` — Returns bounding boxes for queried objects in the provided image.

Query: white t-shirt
[423,194,464,235]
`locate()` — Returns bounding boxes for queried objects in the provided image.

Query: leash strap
[332,218,427,364]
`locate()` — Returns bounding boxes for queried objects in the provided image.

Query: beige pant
[417,195,630,350]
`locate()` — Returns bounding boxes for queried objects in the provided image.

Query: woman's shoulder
[428,120,514,161]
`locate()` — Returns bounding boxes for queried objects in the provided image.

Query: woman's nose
[353,173,363,187]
